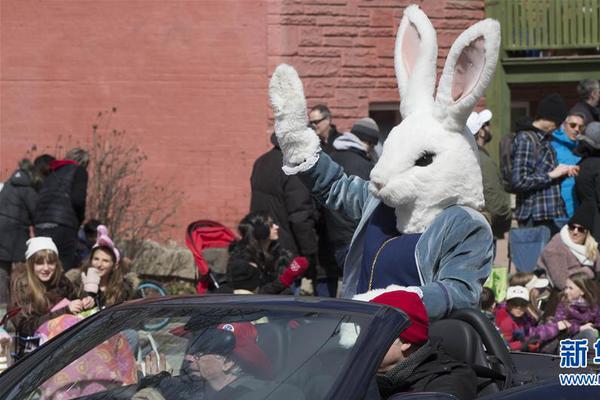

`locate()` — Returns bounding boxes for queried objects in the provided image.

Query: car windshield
[13,305,375,400]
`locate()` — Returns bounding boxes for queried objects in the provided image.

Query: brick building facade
[1,0,485,240]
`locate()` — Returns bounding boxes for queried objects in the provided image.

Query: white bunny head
[369,5,500,233]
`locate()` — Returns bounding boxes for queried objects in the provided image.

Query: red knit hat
[369,291,429,345]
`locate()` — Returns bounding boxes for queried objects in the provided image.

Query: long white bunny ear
[395,4,438,118]
[434,19,500,133]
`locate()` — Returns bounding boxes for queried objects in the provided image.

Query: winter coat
[250,136,319,259]
[551,127,580,217]
[570,101,600,125]
[495,303,561,351]
[72,271,139,309]
[478,146,511,239]
[33,162,88,229]
[221,241,293,295]
[555,300,600,336]
[315,134,374,273]
[11,274,78,337]
[320,125,342,156]
[575,152,600,242]
[537,233,600,290]
[0,167,38,262]
[376,341,477,400]
[298,152,493,320]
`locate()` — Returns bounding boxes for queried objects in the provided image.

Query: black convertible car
[0,295,598,399]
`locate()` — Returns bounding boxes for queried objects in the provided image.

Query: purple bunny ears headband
[93,225,120,265]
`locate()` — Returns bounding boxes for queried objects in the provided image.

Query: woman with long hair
[11,237,94,337]
[76,225,137,309]
[538,202,600,290]
[224,211,309,294]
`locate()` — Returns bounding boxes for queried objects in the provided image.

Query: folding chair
[507,226,551,273]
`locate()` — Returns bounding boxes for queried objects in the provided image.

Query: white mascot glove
[269,64,321,174]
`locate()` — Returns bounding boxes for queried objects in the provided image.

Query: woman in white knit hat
[10,237,94,338]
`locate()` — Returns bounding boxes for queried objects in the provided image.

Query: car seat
[429,308,516,396]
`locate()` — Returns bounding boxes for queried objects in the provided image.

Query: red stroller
[185,220,237,294]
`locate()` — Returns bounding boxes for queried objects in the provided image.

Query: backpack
[499,130,540,193]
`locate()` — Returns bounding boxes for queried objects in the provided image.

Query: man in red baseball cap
[355,289,477,400]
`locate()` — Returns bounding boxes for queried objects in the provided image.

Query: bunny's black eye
[415,151,435,167]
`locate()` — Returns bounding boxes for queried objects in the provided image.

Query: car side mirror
[386,392,459,400]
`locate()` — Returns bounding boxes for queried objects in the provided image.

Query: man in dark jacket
[0,159,38,310]
[570,79,600,125]
[34,147,89,270]
[352,290,477,400]
[309,104,342,155]
[314,118,379,296]
[250,134,319,290]
[511,94,576,235]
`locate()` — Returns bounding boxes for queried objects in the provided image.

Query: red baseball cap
[217,322,272,378]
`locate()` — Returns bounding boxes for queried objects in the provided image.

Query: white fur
[395,4,437,118]
[269,64,321,171]
[435,19,501,133]
[369,6,499,233]
[370,112,484,233]
[267,6,500,234]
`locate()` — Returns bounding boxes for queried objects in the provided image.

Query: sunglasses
[568,122,585,130]
[568,224,587,233]
[308,116,327,127]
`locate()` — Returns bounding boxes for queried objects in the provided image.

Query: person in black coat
[574,122,600,242]
[350,289,477,400]
[33,148,89,270]
[250,134,319,285]
[0,159,39,308]
[221,211,309,294]
[314,118,379,297]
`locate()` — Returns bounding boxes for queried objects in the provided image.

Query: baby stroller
[1,307,41,365]
[185,220,237,294]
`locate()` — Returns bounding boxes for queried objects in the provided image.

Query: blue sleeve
[511,133,553,192]
[420,212,494,320]
[298,152,370,220]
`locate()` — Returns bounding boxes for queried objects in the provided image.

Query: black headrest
[430,319,488,366]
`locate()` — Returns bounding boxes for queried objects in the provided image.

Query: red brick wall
[267,0,486,129]
[1,0,486,241]
[0,0,270,238]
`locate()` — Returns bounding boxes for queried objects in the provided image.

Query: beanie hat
[466,109,492,135]
[25,237,59,260]
[351,118,380,145]
[579,122,600,150]
[568,201,596,232]
[536,93,568,126]
[92,225,120,265]
[367,290,429,345]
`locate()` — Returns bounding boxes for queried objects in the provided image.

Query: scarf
[378,340,432,387]
[560,225,594,266]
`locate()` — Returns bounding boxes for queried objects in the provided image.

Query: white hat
[25,237,59,260]
[506,286,529,302]
[466,109,492,135]
[525,276,550,291]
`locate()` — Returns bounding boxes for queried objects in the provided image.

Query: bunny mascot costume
[268,5,500,320]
